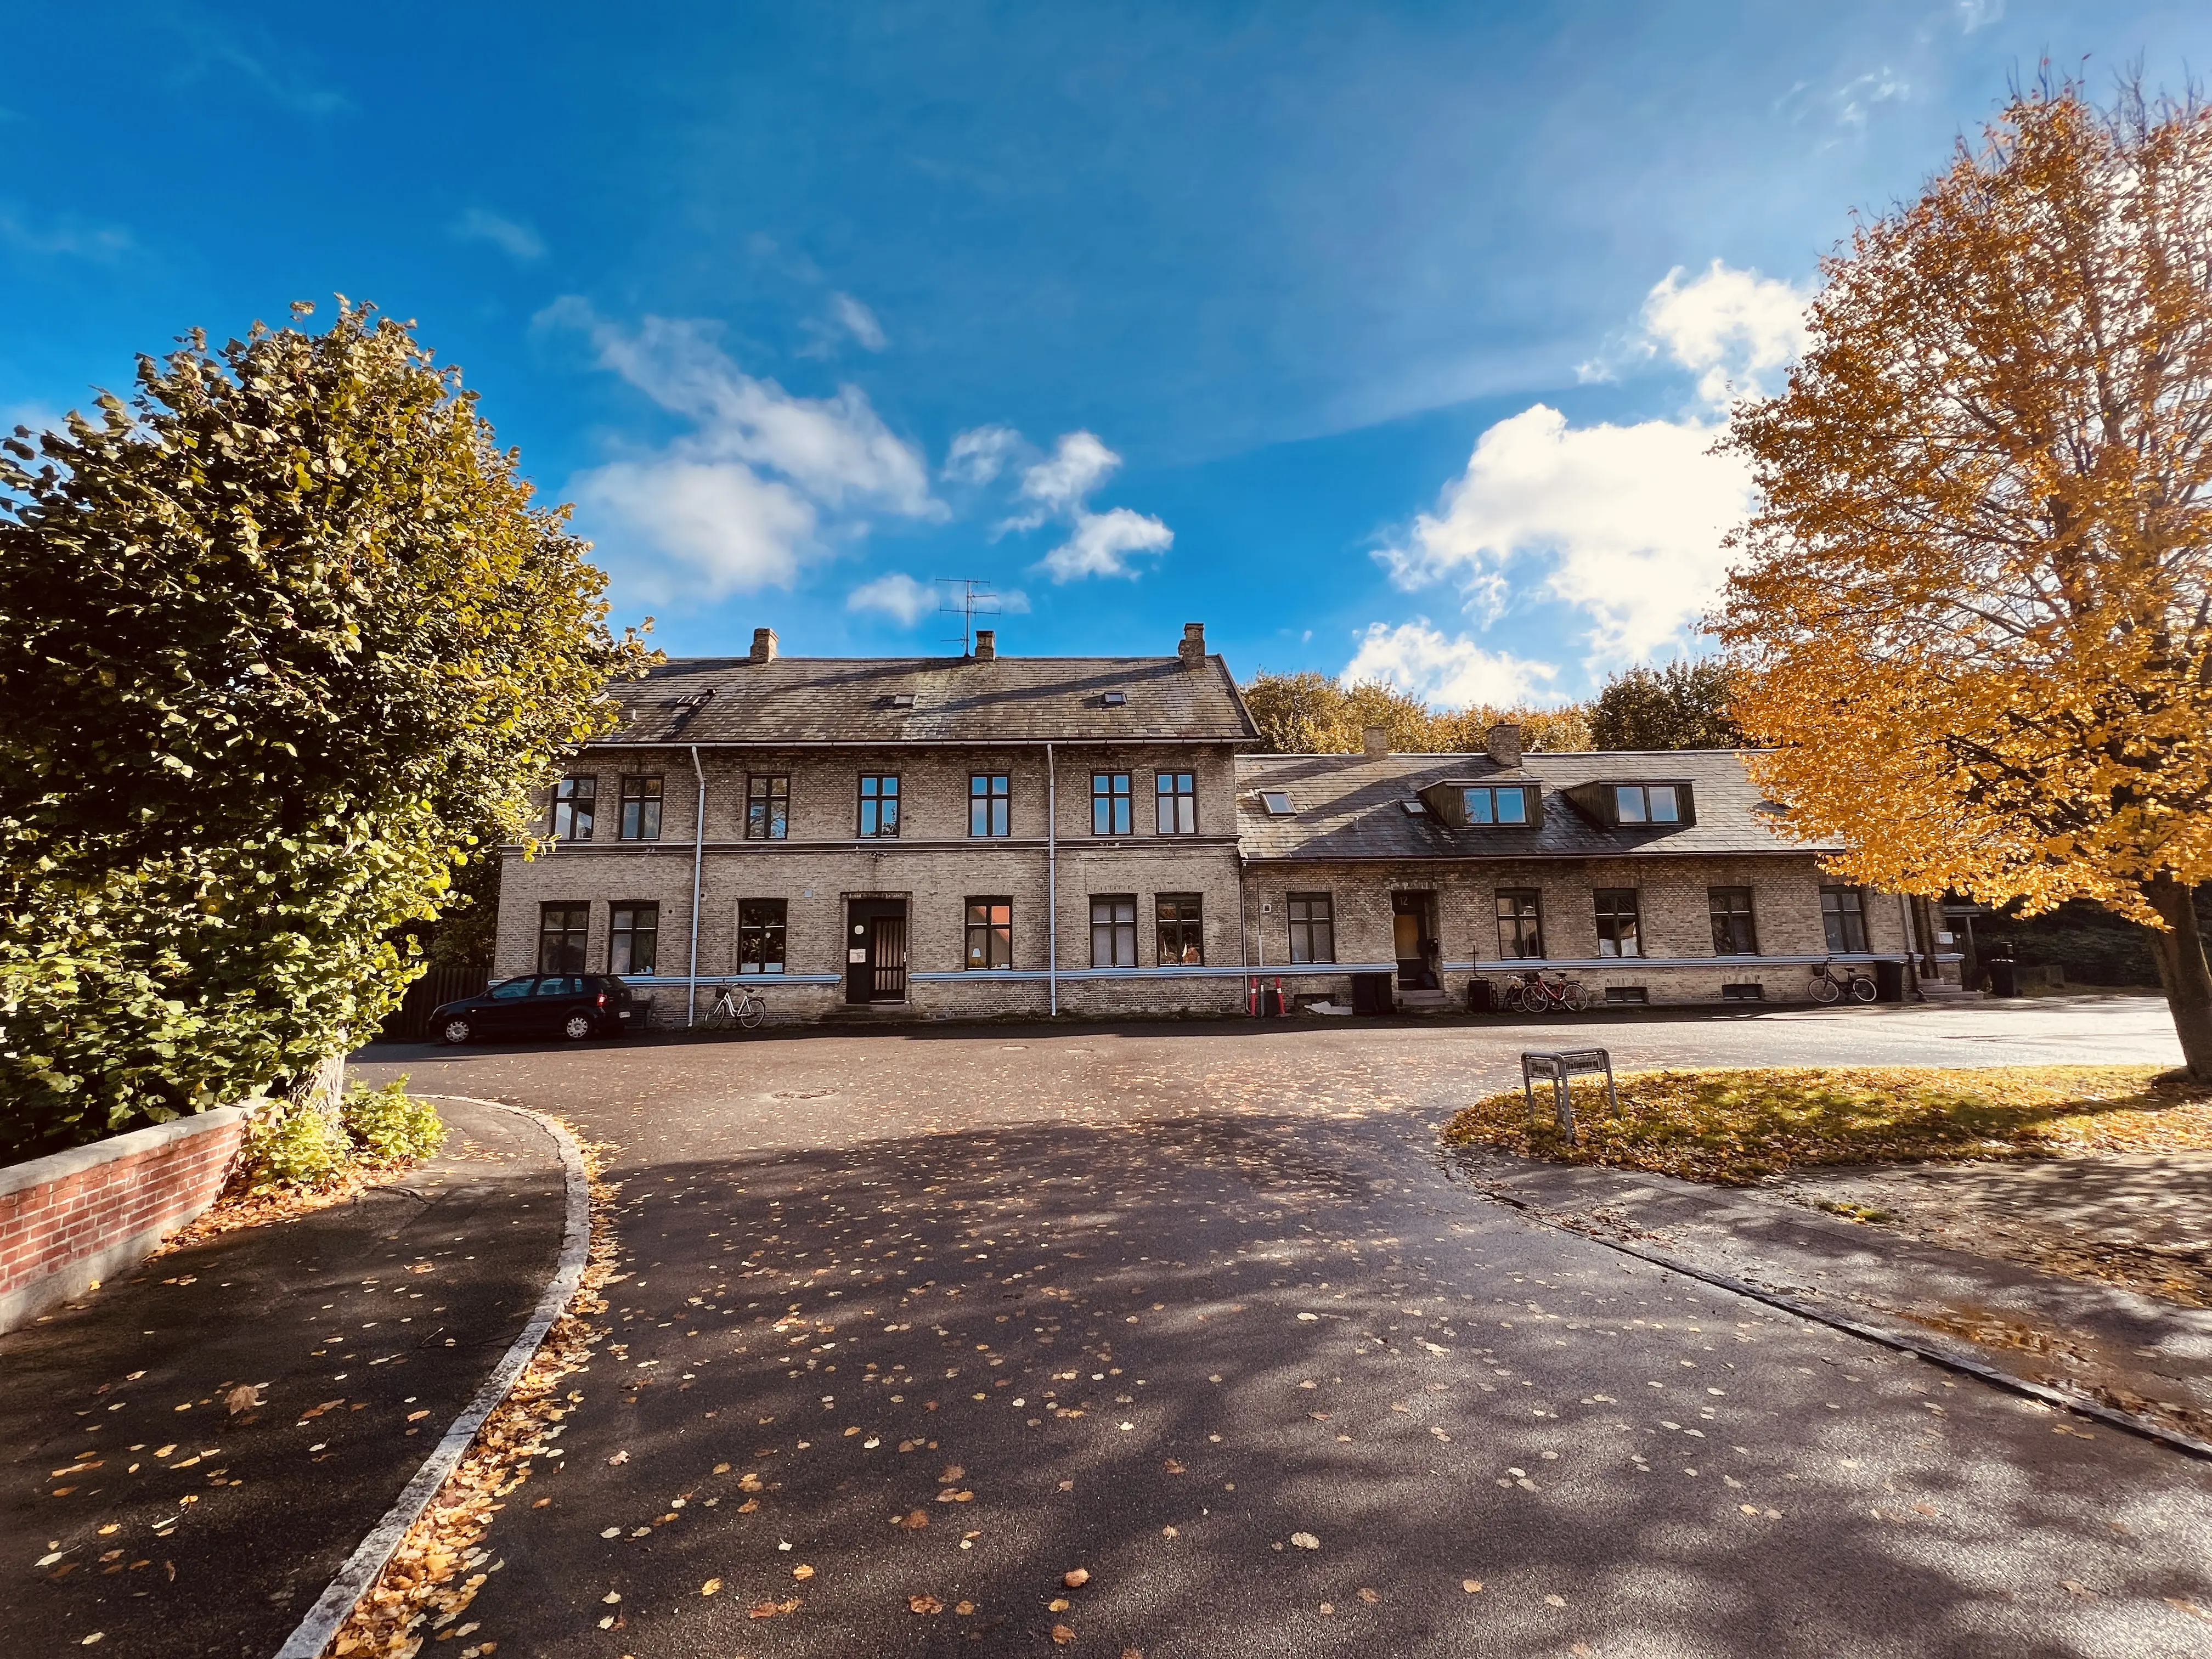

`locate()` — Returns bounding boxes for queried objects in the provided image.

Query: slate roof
[591,653,1259,746]
[1236,749,1838,861]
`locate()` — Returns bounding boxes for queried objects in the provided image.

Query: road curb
[1474,1184,2212,1464]
[274,1096,592,1659]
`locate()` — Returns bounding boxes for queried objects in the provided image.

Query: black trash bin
[1467,978,1496,1014]
[1351,972,1394,1016]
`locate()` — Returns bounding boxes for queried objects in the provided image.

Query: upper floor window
[1709,887,1759,955]
[1495,889,1544,960]
[1462,785,1531,826]
[551,775,595,841]
[618,776,662,841]
[738,898,788,974]
[1156,893,1204,965]
[1287,892,1335,964]
[969,773,1011,838]
[1092,772,1132,836]
[538,902,589,974]
[608,902,658,976]
[1090,895,1137,967]
[1615,783,1682,824]
[1821,885,1869,953]
[1156,771,1198,835]
[1260,790,1295,816]
[746,774,789,840]
[1594,888,1641,958]
[858,774,900,838]
[964,898,1013,969]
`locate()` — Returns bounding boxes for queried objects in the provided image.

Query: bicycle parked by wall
[1498,970,1587,1013]
[701,981,769,1030]
[1807,959,1878,1004]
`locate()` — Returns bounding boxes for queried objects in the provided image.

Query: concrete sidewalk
[0,1097,569,1659]
[1447,1147,2212,1446]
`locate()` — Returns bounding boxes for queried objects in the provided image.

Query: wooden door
[871,915,908,1001]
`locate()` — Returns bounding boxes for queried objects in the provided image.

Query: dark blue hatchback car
[432,974,645,1044]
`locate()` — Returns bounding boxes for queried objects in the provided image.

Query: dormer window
[1615,783,1681,824]
[1260,790,1294,816]
[1102,690,1127,707]
[1462,785,1532,826]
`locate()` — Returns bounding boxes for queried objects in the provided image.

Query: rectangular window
[1495,889,1544,960]
[738,899,787,974]
[1089,895,1137,968]
[964,898,1013,970]
[1156,893,1205,965]
[858,774,900,838]
[969,773,1011,838]
[551,775,595,841]
[1821,885,1869,953]
[1091,772,1132,836]
[1286,892,1335,964]
[607,903,658,977]
[1461,785,1531,826]
[1156,772,1198,835]
[1594,888,1641,958]
[745,775,789,840]
[1604,985,1650,1005]
[537,903,590,974]
[1722,981,1765,1001]
[618,775,662,841]
[1710,887,1760,955]
[1615,783,1682,825]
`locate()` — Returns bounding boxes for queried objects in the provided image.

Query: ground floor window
[738,899,787,974]
[1710,887,1760,955]
[538,902,589,974]
[608,902,658,975]
[1820,885,1868,953]
[1090,895,1137,967]
[1594,888,1641,957]
[1156,893,1204,965]
[1495,889,1544,959]
[1286,891,1334,963]
[965,898,1013,969]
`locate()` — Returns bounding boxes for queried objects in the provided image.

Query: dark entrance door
[845,898,909,1004]
[1392,891,1439,990]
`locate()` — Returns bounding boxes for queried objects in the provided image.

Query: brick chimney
[1486,722,1523,768]
[972,628,996,661]
[1178,622,1206,668]
[1362,725,1391,756]
[750,627,778,664]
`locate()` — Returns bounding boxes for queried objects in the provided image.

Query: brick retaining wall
[0,1105,258,1335]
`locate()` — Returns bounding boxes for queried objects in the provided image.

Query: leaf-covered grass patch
[1442,1065,2212,1184]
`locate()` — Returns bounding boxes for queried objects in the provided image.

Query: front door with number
[845,898,910,1004]
[1392,891,1439,990]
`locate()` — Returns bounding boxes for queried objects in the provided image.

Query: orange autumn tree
[1715,82,2212,1079]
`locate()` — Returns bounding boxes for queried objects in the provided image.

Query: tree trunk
[2141,877,2212,1081]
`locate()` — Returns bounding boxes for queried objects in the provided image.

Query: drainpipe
[688,746,706,1027]
[1046,742,1058,1017]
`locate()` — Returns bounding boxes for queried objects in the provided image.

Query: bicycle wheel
[1809,975,1841,1005]
[738,995,766,1030]
[701,996,732,1029]
[1501,982,1527,1013]
[1560,982,1587,1013]
[1850,974,1879,1003]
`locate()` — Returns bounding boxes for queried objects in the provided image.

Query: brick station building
[492,623,1946,1023]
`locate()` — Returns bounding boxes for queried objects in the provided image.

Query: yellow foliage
[1240,670,1590,754]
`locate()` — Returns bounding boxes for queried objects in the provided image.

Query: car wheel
[441,1017,473,1046]
[563,1012,594,1041]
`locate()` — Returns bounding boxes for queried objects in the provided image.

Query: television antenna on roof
[937,578,1001,657]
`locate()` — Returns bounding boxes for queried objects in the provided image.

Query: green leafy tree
[1588,659,1739,751]
[0,301,652,1153]
[1240,672,1590,754]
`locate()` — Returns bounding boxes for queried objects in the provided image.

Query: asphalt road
[354,996,2212,1658]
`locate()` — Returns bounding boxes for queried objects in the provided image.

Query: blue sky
[5,2,2208,702]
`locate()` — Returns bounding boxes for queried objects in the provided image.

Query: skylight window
[889,693,916,709]
[1260,790,1294,816]
[1102,690,1127,706]
[1400,798,1427,816]
[1614,783,1680,824]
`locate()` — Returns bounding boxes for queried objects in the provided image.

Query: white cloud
[847,571,934,624]
[1342,621,1561,710]
[0,207,130,261]
[452,207,545,262]
[943,424,1025,485]
[1038,506,1174,582]
[1009,431,1121,527]
[1383,402,1754,663]
[1641,261,1810,406]
[541,296,941,599]
[830,292,887,351]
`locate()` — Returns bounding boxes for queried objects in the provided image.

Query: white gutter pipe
[688,746,706,1026]
[1046,741,1058,1017]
